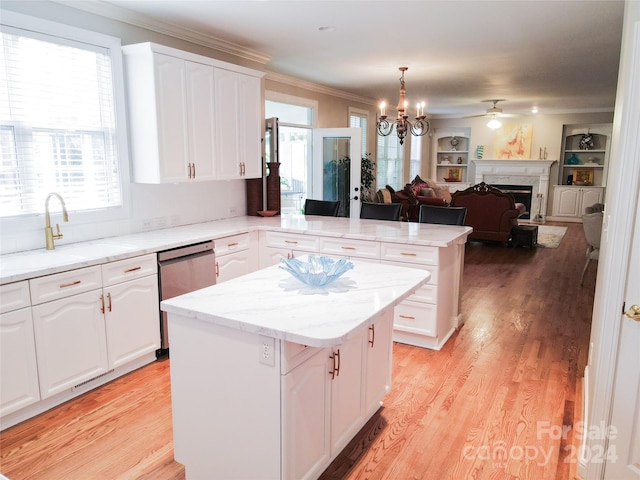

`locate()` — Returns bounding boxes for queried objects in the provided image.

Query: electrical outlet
[229,206,237,215]
[259,335,275,366]
[141,219,153,231]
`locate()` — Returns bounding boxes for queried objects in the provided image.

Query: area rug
[536,225,568,248]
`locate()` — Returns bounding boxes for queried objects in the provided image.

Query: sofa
[385,176,450,221]
[450,182,526,243]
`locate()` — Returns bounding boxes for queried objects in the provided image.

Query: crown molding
[265,71,376,106]
[50,0,270,65]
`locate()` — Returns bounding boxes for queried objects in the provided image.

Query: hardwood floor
[0,222,594,480]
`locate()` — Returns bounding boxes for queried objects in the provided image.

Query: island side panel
[168,313,282,480]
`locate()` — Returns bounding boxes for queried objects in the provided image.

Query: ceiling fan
[465,99,516,118]
[465,99,517,129]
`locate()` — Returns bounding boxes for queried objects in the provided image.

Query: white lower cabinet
[260,231,320,267]
[2,255,160,426]
[32,289,109,398]
[215,232,256,283]
[282,347,331,480]
[104,274,160,369]
[0,281,41,417]
[282,312,392,480]
[552,185,604,219]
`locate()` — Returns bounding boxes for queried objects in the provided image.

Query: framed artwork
[494,124,533,160]
[445,167,462,181]
[573,169,594,185]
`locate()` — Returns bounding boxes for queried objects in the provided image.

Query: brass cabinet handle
[124,266,141,273]
[59,280,81,288]
[192,163,196,178]
[400,252,417,257]
[341,246,356,251]
[107,292,112,312]
[215,261,220,278]
[227,242,239,248]
[284,240,298,245]
[624,304,640,321]
[329,349,341,379]
[187,163,192,178]
[369,324,375,348]
[100,294,105,314]
[399,314,415,320]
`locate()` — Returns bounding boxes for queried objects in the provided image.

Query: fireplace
[493,184,533,219]
[472,160,556,222]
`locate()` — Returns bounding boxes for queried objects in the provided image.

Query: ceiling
[61,0,625,118]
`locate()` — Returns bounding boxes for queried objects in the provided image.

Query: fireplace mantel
[472,159,556,221]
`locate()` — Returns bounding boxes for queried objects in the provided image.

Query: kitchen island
[161,258,430,480]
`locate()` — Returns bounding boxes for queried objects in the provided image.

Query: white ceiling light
[487,115,502,129]
[376,67,430,145]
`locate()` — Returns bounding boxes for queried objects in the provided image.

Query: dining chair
[359,202,402,221]
[418,205,467,225]
[304,199,340,217]
[580,211,603,285]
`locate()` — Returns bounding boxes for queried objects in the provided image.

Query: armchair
[450,182,526,243]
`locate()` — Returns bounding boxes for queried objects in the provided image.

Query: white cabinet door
[154,53,190,183]
[364,313,393,415]
[581,187,603,212]
[104,275,160,369]
[0,308,41,416]
[554,187,581,217]
[32,290,109,399]
[185,60,216,181]
[282,348,331,480]
[330,332,366,454]
[214,68,262,179]
[216,251,252,283]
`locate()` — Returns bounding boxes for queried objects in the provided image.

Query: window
[0,16,125,217]
[409,135,422,180]
[376,135,403,190]
[349,109,368,158]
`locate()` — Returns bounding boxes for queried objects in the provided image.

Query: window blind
[0,27,121,217]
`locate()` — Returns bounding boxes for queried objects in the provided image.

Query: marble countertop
[161,257,431,347]
[0,215,471,284]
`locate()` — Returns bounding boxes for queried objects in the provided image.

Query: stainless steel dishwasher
[157,240,216,354]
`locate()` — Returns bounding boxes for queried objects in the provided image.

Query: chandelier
[376,67,430,145]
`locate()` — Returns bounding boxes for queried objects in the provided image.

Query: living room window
[0,13,127,218]
[376,134,403,189]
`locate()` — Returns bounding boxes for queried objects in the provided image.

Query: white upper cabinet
[214,68,263,179]
[122,43,264,184]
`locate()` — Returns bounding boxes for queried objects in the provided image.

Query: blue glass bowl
[279,255,354,287]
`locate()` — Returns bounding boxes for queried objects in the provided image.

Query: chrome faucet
[44,192,69,250]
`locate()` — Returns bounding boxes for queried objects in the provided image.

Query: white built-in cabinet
[1,254,160,429]
[550,123,611,220]
[431,128,472,190]
[259,230,464,351]
[552,186,604,219]
[282,313,392,480]
[30,255,159,399]
[122,42,264,183]
[0,281,40,417]
[214,232,256,283]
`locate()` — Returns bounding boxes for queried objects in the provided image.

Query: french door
[311,128,362,218]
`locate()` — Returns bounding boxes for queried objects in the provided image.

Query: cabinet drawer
[281,340,323,375]
[265,231,319,252]
[0,280,31,314]
[30,266,102,305]
[394,300,437,337]
[381,260,438,285]
[319,237,380,260]
[101,254,157,287]
[380,243,439,266]
[408,283,437,304]
[215,232,250,256]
